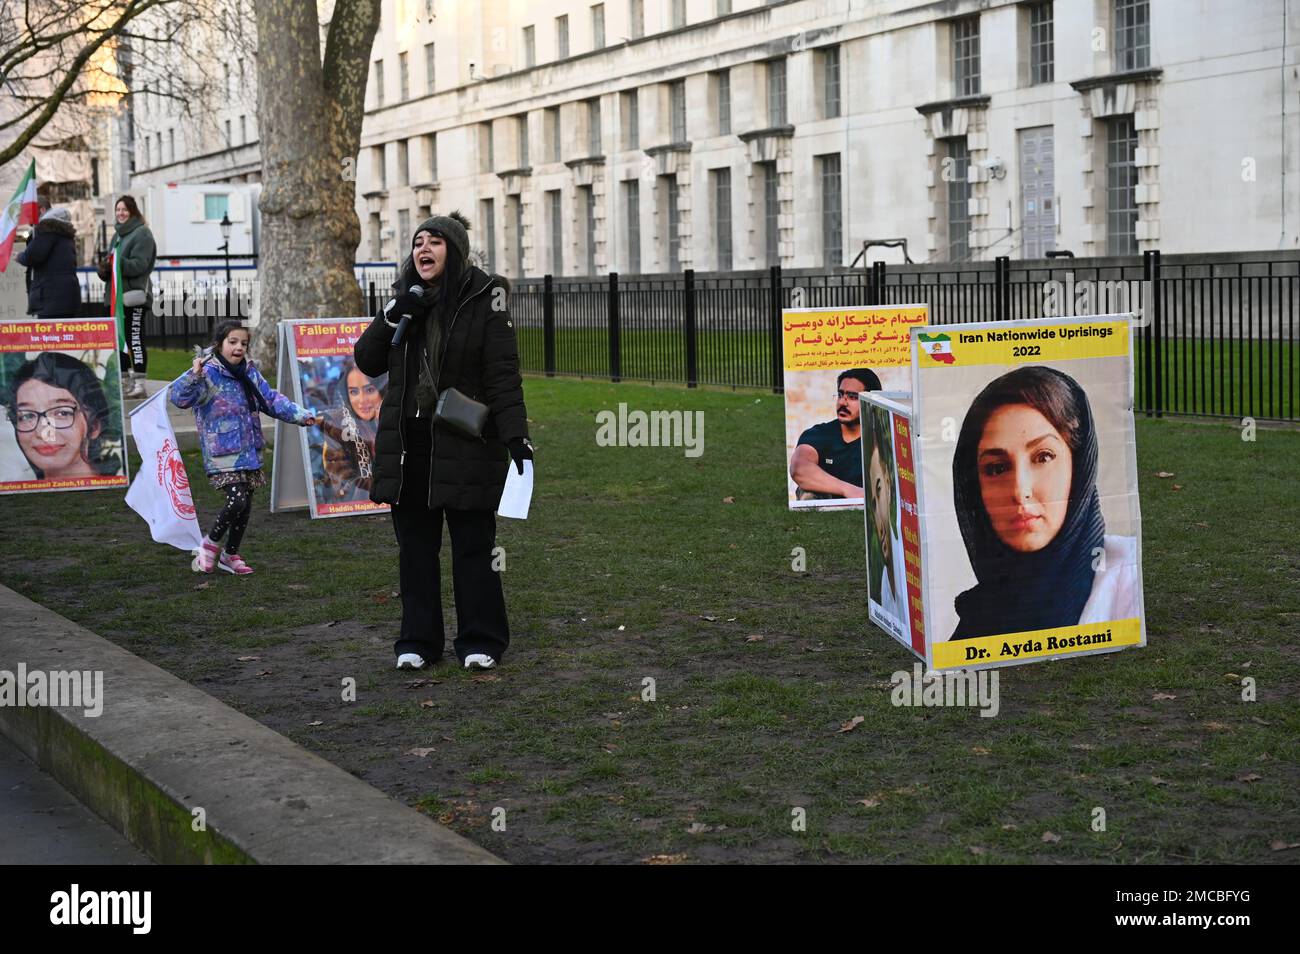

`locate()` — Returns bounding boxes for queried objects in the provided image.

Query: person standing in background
[99,196,156,398]
[17,207,80,319]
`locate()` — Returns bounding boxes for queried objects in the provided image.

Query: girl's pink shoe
[218,552,253,575]
[194,538,221,573]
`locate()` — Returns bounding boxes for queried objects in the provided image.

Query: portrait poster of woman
[861,394,913,649]
[281,319,391,518]
[0,320,128,494]
[910,316,1145,671]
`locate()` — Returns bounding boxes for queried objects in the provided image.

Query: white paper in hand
[497,459,533,519]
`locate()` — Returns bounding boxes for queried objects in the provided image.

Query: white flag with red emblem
[125,386,203,551]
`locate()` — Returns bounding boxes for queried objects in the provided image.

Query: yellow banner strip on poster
[916,320,1129,370]
[931,617,1142,669]
[783,306,926,371]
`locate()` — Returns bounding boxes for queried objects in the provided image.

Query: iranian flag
[0,160,39,272]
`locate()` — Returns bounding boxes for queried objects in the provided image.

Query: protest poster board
[269,318,389,518]
[909,314,1145,671]
[0,317,128,495]
[861,392,924,658]
[782,304,927,511]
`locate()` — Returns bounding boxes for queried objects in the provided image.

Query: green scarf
[111,237,126,353]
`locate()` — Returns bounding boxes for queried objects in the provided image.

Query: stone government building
[124,0,1298,275]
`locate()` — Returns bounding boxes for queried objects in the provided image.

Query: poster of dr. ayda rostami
[906,315,1145,671]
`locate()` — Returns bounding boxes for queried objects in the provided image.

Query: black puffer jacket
[354,265,528,511]
[17,217,80,318]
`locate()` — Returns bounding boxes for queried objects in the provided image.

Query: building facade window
[670,79,687,142]
[819,153,842,266]
[399,51,410,101]
[821,46,841,119]
[369,213,382,260]
[523,26,536,68]
[373,59,385,107]
[556,15,570,58]
[398,209,411,248]
[763,161,779,265]
[426,133,438,182]
[945,137,971,261]
[1029,2,1054,85]
[518,115,529,167]
[425,42,435,93]
[622,91,639,149]
[1107,115,1139,254]
[953,16,980,97]
[548,107,562,161]
[624,179,641,272]
[671,0,686,29]
[588,98,602,155]
[712,167,732,270]
[549,189,563,274]
[582,185,596,274]
[714,70,730,134]
[238,116,246,145]
[397,139,409,185]
[169,128,176,161]
[481,123,494,173]
[224,119,231,147]
[511,195,525,275]
[630,0,644,39]
[372,144,386,189]
[664,176,680,271]
[592,4,606,49]
[1114,0,1150,71]
[481,198,496,270]
[717,0,732,14]
[767,59,787,126]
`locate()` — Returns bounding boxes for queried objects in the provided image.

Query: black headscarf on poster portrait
[950,366,1106,641]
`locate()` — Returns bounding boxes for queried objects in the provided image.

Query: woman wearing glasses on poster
[5,352,121,481]
[949,365,1139,641]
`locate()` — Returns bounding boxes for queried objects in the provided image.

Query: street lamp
[218,212,232,320]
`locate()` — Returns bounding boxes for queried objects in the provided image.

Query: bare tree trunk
[251,0,379,376]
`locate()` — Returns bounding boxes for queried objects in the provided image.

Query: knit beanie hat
[413,211,470,261]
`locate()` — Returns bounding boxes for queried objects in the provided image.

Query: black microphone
[390,284,425,347]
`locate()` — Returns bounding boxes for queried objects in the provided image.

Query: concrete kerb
[0,585,502,864]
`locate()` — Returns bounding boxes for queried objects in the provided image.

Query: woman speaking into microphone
[355,212,532,672]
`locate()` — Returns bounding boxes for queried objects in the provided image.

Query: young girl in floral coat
[171,320,319,574]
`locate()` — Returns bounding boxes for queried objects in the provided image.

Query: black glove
[384,290,426,328]
[507,437,533,475]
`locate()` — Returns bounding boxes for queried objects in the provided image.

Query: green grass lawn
[157,331,1300,421]
[2,376,1297,863]
[147,348,199,384]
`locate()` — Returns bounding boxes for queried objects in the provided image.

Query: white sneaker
[464,653,496,670]
[396,653,427,670]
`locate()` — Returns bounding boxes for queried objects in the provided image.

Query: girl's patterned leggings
[209,483,254,553]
